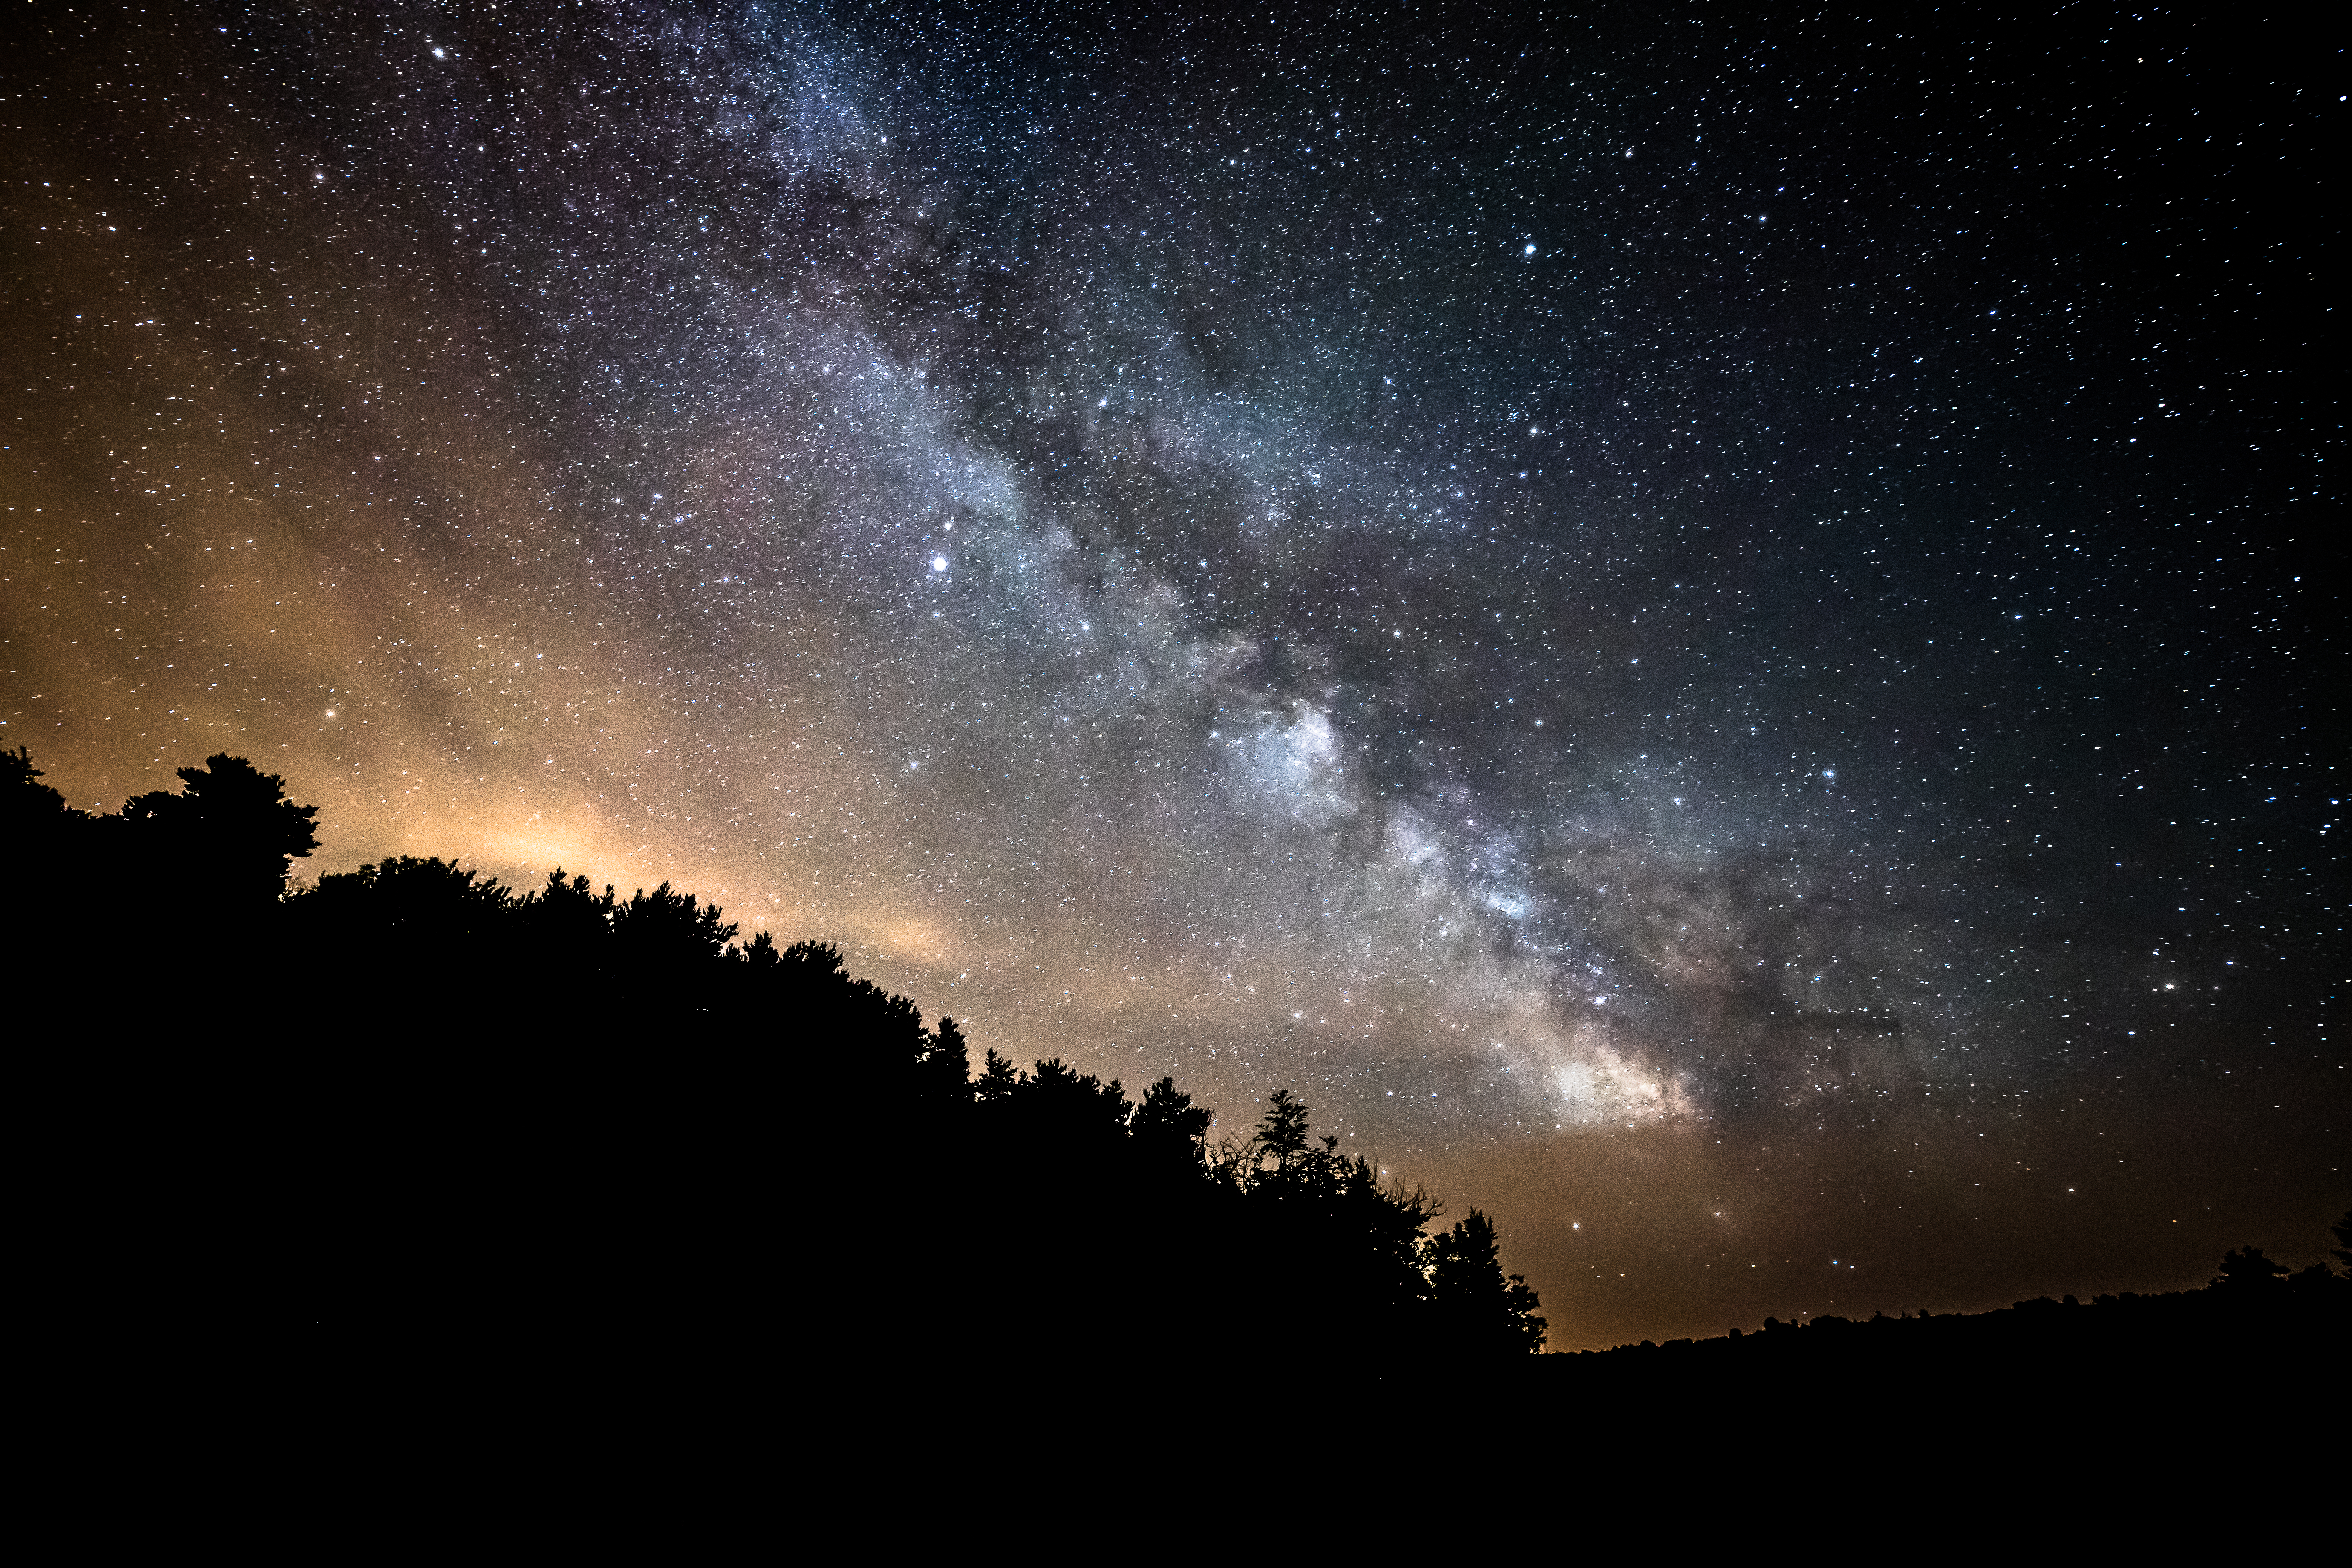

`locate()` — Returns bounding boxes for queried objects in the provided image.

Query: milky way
[6,5,2337,1345]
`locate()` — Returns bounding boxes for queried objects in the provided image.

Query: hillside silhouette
[3,747,1543,1377]
[5,747,2341,1394]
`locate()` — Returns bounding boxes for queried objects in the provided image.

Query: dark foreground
[9,748,2343,1461]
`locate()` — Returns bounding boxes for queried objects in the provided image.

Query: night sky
[6,4,2338,1348]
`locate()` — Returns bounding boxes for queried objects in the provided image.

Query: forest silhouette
[2,746,1541,1375]
[5,747,2341,1391]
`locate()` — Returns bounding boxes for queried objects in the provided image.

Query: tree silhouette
[308,856,513,925]
[520,868,618,949]
[975,1047,1021,1105]
[120,754,318,905]
[2,746,74,890]
[997,1058,1132,1149]
[1426,1210,1550,1355]
[2212,1246,2290,1292]
[1132,1077,1214,1171]
[918,1017,970,1106]
[2,745,67,825]
[1253,1087,1313,1176]
[610,882,738,1011]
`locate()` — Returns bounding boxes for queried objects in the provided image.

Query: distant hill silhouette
[1560,1242,2346,1388]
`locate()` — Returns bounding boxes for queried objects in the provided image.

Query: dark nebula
[5,4,2337,1346]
